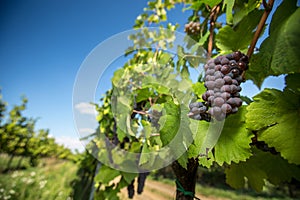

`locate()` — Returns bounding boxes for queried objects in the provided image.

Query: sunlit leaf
[246,89,300,164]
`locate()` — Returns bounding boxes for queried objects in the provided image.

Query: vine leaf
[120,172,137,184]
[246,89,300,164]
[95,165,121,185]
[188,120,214,168]
[225,158,267,192]
[214,106,252,165]
[285,73,300,94]
[189,107,252,167]
[233,0,261,25]
[226,148,300,192]
[158,100,190,169]
[247,0,300,87]
[223,0,235,24]
[216,9,263,54]
[192,82,206,99]
[201,0,222,8]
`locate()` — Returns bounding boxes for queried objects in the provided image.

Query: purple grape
[206,69,215,75]
[213,106,222,115]
[215,64,222,71]
[238,61,247,71]
[230,85,238,93]
[223,76,232,84]
[191,107,201,114]
[221,103,232,114]
[231,68,240,76]
[221,65,231,75]
[213,97,225,107]
[221,92,231,100]
[215,78,225,88]
[233,97,243,107]
[227,98,236,107]
[229,60,237,67]
[221,57,229,65]
[205,81,215,90]
[205,75,215,81]
[214,71,223,79]
[232,79,239,86]
[233,51,242,61]
[221,85,231,93]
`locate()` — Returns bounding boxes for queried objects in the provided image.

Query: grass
[154,177,295,200]
[0,154,31,172]
[0,154,78,200]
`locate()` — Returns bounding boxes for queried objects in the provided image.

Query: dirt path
[120,179,228,200]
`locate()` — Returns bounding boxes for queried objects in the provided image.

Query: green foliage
[216,9,263,54]
[247,0,300,87]
[189,106,252,168]
[0,93,75,168]
[246,88,300,165]
[80,0,300,197]
[226,148,300,192]
[95,165,121,185]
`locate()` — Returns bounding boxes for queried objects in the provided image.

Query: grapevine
[74,0,300,199]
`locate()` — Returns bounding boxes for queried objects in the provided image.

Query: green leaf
[285,73,300,94]
[120,172,137,184]
[139,142,152,166]
[254,150,300,185]
[192,82,206,99]
[246,89,300,164]
[233,0,261,25]
[216,10,263,54]
[246,1,300,87]
[225,155,268,192]
[269,0,298,34]
[159,114,179,146]
[214,106,252,165]
[226,148,300,191]
[188,119,214,168]
[271,8,300,74]
[95,165,121,185]
[188,107,252,167]
[112,68,124,87]
[177,152,188,169]
[135,88,153,103]
[201,0,222,8]
[223,0,235,24]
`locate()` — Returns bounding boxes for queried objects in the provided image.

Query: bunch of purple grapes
[188,51,249,121]
[184,21,200,35]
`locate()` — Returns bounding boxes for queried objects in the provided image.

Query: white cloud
[79,128,95,134]
[75,102,97,115]
[55,136,85,152]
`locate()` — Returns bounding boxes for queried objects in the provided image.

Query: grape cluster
[184,21,200,35]
[127,172,149,198]
[188,51,249,121]
[187,102,210,121]
[137,172,149,194]
[127,180,135,198]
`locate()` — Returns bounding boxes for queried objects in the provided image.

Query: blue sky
[0,0,285,151]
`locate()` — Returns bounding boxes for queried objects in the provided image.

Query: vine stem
[247,0,275,59]
[207,4,221,58]
[133,110,148,115]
